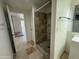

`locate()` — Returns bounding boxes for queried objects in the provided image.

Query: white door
[53,0,72,59]
[6,6,15,37]
[6,6,16,53]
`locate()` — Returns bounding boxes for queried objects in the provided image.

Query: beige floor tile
[15,47,45,59]
[61,53,69,59]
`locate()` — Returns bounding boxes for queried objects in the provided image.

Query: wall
[47,13,51,40]
[24,10,33,41]
[35,12,47,43]
[54,0,72,59]
[0,0,13,59]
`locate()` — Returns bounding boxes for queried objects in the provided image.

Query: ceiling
[4,0,50,11]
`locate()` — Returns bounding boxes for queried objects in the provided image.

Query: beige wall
[0,1,13,59]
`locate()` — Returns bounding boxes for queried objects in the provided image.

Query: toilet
[69,35,79,59]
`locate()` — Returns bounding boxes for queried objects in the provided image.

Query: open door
[4,6,16,54]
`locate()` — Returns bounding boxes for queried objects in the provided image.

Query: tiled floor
[39,40,50,55]
[13,37,49,59]
[15,47,46,59]
[61,52,69,59]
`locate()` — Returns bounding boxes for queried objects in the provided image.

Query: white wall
[24,10,33,41]
[54,0,72,59]
[0,1,13,59]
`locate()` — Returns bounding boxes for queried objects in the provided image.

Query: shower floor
[38,40,50,55]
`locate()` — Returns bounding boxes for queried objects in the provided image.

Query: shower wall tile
[35,12,47,44]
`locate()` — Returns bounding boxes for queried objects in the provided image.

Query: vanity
[69,35,79,59]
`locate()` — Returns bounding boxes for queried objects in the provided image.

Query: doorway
[10,12,27,52]
[34,0,51,58]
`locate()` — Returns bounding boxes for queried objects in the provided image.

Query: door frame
[50,0,56,59]
[4,5,16,54]
[32,0,57,59]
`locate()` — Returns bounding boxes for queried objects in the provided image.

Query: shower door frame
[32,0,56,59]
